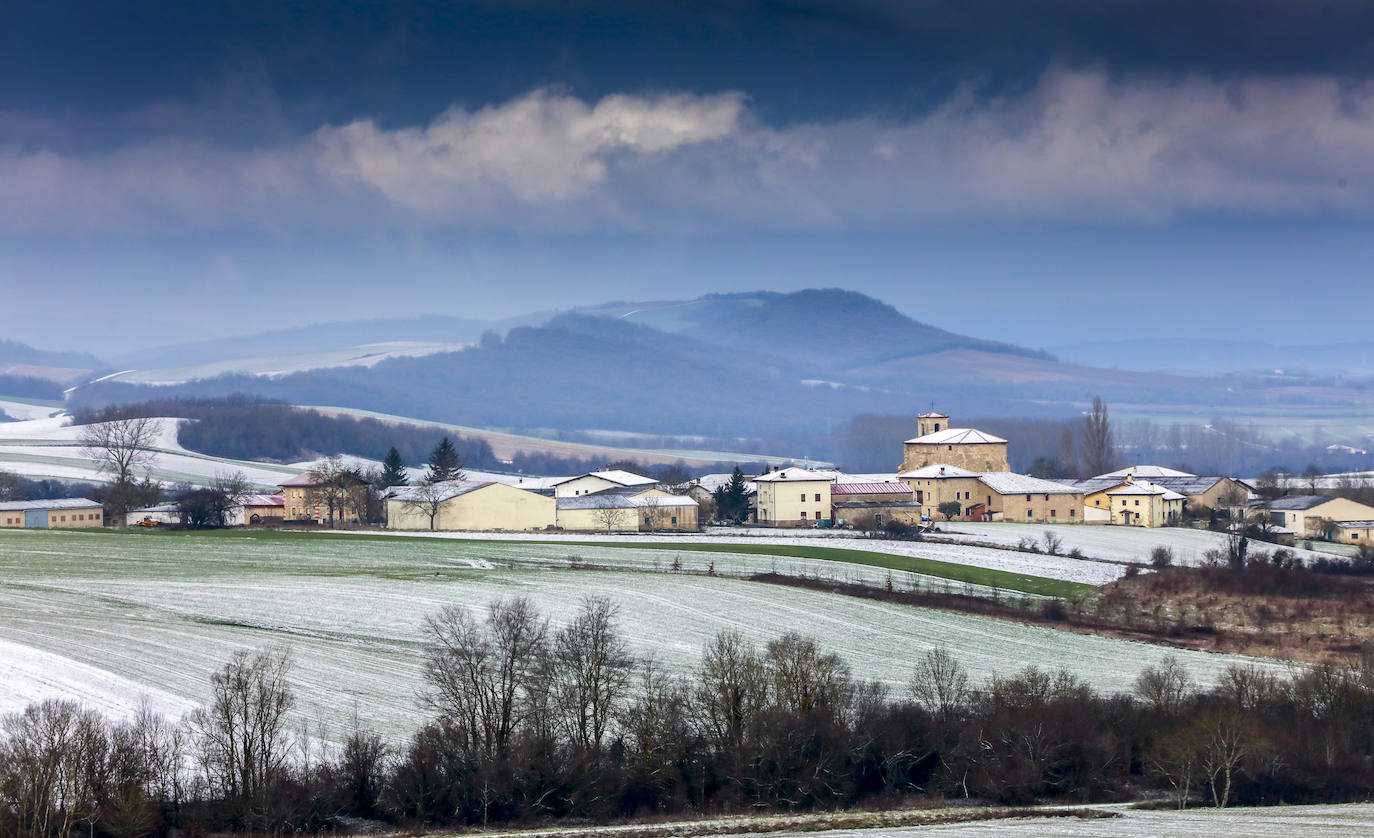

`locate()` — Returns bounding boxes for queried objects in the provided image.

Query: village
[5,409,1373,548]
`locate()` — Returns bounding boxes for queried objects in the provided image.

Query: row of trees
[11,601,1374,838]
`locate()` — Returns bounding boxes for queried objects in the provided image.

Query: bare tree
[402,481,450,531]
[421,598,550,762]
[591,494,628,533]
[1079,396,1117,478]
[80,416,163,485]
[188,647,296,825]
[765,632,852,716]
[1134,656,1193,715]
[638,493,665,532]
[694,631,767,752]
[306,456,365,527]
[909,646,970,725]
[552,597,634,755]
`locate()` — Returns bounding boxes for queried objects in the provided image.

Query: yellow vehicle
[134,517,160,527]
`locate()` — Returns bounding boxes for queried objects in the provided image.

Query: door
[25,509,48,528]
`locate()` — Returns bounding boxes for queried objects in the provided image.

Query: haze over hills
[1049,338,1374,377]
[7,289,1374,454]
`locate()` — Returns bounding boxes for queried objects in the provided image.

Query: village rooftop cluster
[7,410,1374,544]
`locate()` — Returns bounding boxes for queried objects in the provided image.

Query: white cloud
[1,71,1372,234]
[312,88,745,208]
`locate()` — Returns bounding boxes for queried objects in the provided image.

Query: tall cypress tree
[381,447,409,487]
[425,436,463,483]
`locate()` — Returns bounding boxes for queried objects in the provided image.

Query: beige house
[551,469,659,499]
[1105,481,1186,527]
[388,480,556,531]
[555,486,698,532]
[0,498,104,528]
[1073,467,1250,518]
[1247,495,1374,539]
[975,473,1084,523]
[899,412,1009,474]
[898,464,983,520]
[754,467,837,526]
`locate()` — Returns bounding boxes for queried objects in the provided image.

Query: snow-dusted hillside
[100,340,471,385]
[0,414,306,488]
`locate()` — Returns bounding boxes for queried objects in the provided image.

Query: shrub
[1149,546,1174,569]
[1041,531,1063,555]
[1018,536,1041,553]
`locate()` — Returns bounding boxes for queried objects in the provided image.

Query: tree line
[9,598,1374,838]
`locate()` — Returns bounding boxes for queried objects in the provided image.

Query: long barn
[0,498,104,528]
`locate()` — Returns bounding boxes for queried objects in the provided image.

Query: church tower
[917,411,948,438]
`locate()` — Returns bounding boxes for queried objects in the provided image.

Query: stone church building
[898,411,1010,474]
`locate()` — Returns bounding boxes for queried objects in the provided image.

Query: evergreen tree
[381,447,409,487]
[712,465,751,523]
[425,436,463,483]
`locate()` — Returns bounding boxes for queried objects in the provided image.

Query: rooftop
[1251,494,1353,511]
[831,482,914,496]
[390,480,496,503]
[905,428,1007,445]
[556,493,698,510]
[1096,465,1197,479]
[0,498,102,511]
[1107,481,1187,500]
[976,472,1083,495]
[754,467,840,483]
[550,469,658,488]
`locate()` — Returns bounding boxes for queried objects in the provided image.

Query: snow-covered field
[944,522,1336,567]
[0,528,1289,742]
[363,529,1127,585]
[0,414,305,488]
[782,803,1374,837]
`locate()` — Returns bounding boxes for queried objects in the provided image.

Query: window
[1043,494,1049,501]
[816,510,823,520]
[814,493,821,502]
[1070,509,1075,517]
[1051,509,1057,517]
[1095,499,1101,506]
[671,516,677,525]
[800,493,806,502]
[645,516,651,526]
[800,511,808,519]
[947,445,953,451]
[1134,499,1140,506]
[1026,510,1032,517]
[875,514,883,524]
[1025,494,1031,501]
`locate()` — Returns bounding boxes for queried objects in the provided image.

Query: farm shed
[388,480,556,532]
[0,498,104,529]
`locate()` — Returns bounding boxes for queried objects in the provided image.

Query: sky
[2,0,1373,354]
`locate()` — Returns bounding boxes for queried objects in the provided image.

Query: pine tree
[712,465,751,523]
[381,447,409,487]
[425,436,463,483]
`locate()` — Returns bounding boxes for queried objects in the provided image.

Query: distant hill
[579,289,1052,372]
[112,313,548,368]
[0,338,104,384]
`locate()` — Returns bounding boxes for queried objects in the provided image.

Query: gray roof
[1252,494,1342,511]
[833,500,924,509]
[1335,521,1374,528]
[976,473,1082,495]
[1070,475,1232,496]
[0,498,102,512]
[389,480,495,503]
[557,493,696,510]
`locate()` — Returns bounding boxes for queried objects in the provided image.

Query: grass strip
[125,528,1094,598]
